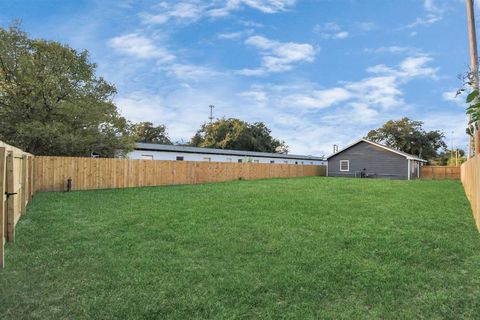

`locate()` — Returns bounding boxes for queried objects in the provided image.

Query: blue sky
[0,0,475,156]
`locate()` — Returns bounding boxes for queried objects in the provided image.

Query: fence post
[20,155,28,215]
[0,147,6,268]
[28,156,33,202]
[6,151,15,242]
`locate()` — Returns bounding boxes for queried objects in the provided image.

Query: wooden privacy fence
[421,166,460,180]
[33,156,327,192]
[461,157,480,231]
[0,142,34,268]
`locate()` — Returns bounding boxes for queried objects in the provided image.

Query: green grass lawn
[1,177,480,319]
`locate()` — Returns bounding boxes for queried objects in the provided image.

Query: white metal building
[127,143,326,165]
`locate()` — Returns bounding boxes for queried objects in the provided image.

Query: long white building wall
[127,150,326,166]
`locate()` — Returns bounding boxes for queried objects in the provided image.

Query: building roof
[326,139,428,162]
[135,143,325,161]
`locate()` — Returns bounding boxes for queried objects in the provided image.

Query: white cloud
[108,33,221,81]
[276,54,437,112]
[422,112,469,150]
[442,90,465,107]
[239,0,296,13]
[164,63,221,81]
[282,87,352,109]
[141,2,204,25]
[314,22,349,40]
[406,16,441,28]
[238,90,268,103]
[108,33,175,61]
[238,35,317,75]
[116,88,224,141]
[113,52,442,156]
[364,46,418,55]
[399,55,438,78]
[333,31,349,39]
[321,103,380,126]
[141,0,296,25]
[356,21,377,32]
[367,55,438,80]
[217,29,254,40]
[406,0,443,28]
[345,76,404,109]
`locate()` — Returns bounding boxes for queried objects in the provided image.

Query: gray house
[327,139,427,180]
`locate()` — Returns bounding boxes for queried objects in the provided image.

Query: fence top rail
[423,166,461,168]
[0,141,32,157]
[34,156,326,166]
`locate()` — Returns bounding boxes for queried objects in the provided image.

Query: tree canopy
[366,117,446,160]
[189,118,288,153]
[0,23,134,156]
[131,122,172,144]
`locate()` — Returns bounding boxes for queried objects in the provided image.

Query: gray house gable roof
[135,143,325,161]
[326,139,427,162]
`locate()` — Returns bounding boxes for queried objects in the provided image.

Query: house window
[141,155,153,160]
[203,157,212,162]
[238,159,243,163]
[176,156,184,161]
[340,160,349,171]
[270,160,275,164]
[295,161,298,165]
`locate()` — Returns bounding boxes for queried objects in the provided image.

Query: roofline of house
[134,143,325,161]
[326,139,428,162]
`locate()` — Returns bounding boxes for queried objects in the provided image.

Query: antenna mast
[209,105,215,123]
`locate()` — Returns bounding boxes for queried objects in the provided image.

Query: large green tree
[0,23,134,156]
[190,118,288,153]
[132,122,172,144]
[366,117,446,160]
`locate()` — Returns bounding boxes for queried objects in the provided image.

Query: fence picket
[461,157,480,231]
[420,166,461,180]
[32,156,326,192]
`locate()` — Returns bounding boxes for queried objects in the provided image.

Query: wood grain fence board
[421,166,460,180]
[20,155,28,215]
[0,148,6,268]
[461,157,480,231]
[6,152,15,242]
[0,142,34,267]
[32,156,326,192]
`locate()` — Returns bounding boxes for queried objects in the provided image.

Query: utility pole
[451,131,454,165]
[466,0,479,158]
[208,105,215,123]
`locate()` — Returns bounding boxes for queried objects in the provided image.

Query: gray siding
[328,141,409,180]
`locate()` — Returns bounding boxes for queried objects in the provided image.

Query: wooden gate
[0,142,33,268]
